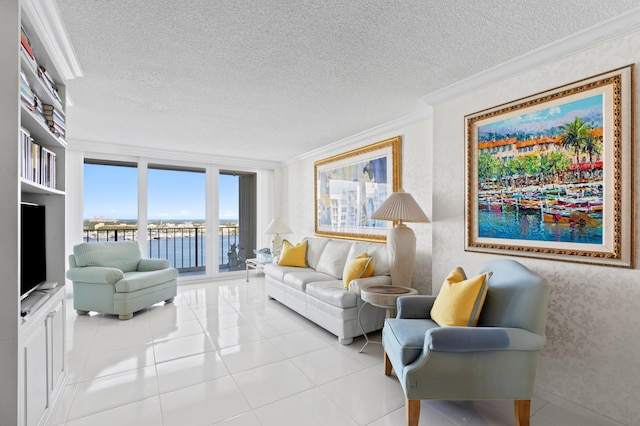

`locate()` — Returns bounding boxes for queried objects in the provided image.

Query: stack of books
[19,70,35,111]
[19,127,57,189]
[32,94,47,125]
[43,105,66,138]
[20,24,37,72]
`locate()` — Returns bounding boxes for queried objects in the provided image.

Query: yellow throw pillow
[343,253,375,288]
[430,267,489,327]
[278,240,308,267]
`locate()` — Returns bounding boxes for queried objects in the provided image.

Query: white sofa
[264,237,392,344]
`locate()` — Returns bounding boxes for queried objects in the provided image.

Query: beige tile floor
[50,275,604,426]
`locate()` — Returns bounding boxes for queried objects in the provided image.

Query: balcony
[82,226,246,274]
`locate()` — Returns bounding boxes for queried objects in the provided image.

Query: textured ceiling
[56,0,639,163]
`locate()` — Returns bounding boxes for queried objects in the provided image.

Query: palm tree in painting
[582,133,601,164]
[558,116,595,178]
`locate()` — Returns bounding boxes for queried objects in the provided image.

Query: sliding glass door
[219,171,256,273]
[147,165,206,276]
[83,160,257,279]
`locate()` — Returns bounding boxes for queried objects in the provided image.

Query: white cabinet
[20,288,66,426]
[22,322,47,426]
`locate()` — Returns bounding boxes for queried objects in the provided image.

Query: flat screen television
[20,202,46,299]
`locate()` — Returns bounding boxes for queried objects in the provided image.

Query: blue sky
[478,94,603,138]
[83,164,238,221]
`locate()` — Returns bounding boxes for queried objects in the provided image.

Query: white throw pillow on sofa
[304,237,330,270]
[315,240,352,279]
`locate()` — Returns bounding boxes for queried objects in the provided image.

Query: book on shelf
[19,70,35,109]
[43,104,66,137]
[20,46,38,73]
[20,25,34,59]
[40,146,56,189]
[19,127,57,189]
[33,95,47,124]
[20,25,38,72]
[37,66,62,104]
[48,122,66,138]
[20,128,31,181]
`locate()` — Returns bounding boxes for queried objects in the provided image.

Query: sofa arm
[396,295,436,319]
[137,258,170,271]
[348,275,393,294]
[426,327,547,353]
[66,266,124,285]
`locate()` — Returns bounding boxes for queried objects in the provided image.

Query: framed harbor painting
[315,136,401,241]
[465,65,634,267]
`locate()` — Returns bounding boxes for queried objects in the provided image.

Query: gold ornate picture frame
[315,136,401,241]
[465,65,634,267]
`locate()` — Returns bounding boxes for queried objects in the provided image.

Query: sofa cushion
[115,268,178,293]
[346,241,390,276]
[278,240,308,267]
[303,237,330,270]
[430,268,489,327]
[315,240,352,279]
[283,270,336,292]
[384,318,440,365]
[263,264,307,282]
[343,253,374,288]
[73,241,142,273]
[306,281,358,308]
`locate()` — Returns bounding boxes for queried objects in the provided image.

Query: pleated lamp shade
[371,190,428,287]
[371,190,429,224]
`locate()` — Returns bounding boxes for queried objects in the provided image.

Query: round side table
[358,285,418,352]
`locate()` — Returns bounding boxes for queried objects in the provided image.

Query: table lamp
[371,190,429,286]
[264,217,292,257]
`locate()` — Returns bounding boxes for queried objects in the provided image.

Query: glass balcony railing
[82,226,245,274]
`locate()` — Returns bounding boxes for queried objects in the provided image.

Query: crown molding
[421,7,640,106]
[22,0,83,80]
[68,138,282,170]
[287,107,433,165]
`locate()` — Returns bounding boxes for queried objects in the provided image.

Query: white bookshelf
[0,1,76,424]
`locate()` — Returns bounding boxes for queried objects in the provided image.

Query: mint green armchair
[66,241,178,320]
[382,259,550,426]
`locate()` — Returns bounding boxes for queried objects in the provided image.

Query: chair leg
[384,350,392,376]
[514,400,530,426]
[119,313,133,320]
[406,399,420,426]
[165,297,175,303]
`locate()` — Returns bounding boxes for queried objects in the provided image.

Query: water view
[83,219,245,272]
[478,207,601,244]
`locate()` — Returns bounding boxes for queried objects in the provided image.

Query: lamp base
[387,224,416,287]
[270,234,284,257]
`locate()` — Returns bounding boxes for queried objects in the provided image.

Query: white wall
[282,114,434,296]
[431,31,640,425]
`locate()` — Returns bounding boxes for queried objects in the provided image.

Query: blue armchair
[66,241,178,320]
[382,259,550,426]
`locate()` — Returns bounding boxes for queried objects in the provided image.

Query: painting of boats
[465,66,634,267]
[475,93,605,244]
